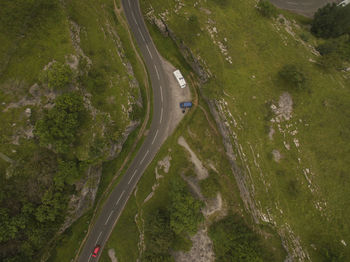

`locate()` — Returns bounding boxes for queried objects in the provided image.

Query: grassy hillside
[0,0,147,261]
[99,90,286,261]
[138,0,350,260]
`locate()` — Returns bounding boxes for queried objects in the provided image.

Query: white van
[173,69,186,88]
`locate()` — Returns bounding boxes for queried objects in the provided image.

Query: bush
[257,0,277,18]
[169,178,204,235]
[311,3,350,38]
[35,93,86,153]
[144,209,174,254]
[316,35,350,68]
[40,62,73,90]
[278,64,306,89]
[209,215,264,262]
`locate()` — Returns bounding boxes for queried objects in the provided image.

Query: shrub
[35,93,86,153]
[311,3,350,38]
[41,62,73,90]
[209,215,264,262]
[316,35,350,68]
[278,64,306,89]
[169,178,204,235]
[257,0,277,18]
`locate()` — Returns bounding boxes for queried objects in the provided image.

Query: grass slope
[140,0,350,260]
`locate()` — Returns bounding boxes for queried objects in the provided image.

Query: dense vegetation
[209,215,266,262]
[257,0,277,18]
[311,3,350,38]
[278,64,306,89]
[142,177,203,261]
[0,0,145,259]
[35,93,86,153]
[311,3,350,69]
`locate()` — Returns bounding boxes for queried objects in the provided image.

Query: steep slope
[134,0,350,261]
[0,0,146,261]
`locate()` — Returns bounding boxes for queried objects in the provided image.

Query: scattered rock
[272,149,282,162]
[25,108,31,117]
[108,248,118,262]
[173,227,215,262]
[272,92,293,121]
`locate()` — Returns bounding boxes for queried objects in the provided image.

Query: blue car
[180,102,192,108]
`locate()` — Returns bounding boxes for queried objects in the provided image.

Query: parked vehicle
[180,102,192,108]
[173,69,186,88]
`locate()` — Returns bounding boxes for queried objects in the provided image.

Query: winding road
[77,0,174,261]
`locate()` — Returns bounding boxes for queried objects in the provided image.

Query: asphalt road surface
[268,0,340,16]
[77,0,174,261]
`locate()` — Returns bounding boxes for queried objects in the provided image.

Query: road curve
[77,0,173,261]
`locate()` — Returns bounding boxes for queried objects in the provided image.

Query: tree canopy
[169,178,204,235]
[278,64,306,89]
[35,93,86,153]
[257,0,277,18]
[311,3,350,38]
[209,215,264,262]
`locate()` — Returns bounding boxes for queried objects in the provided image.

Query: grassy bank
[140,0,350,260]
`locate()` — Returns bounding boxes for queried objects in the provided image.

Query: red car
[92,245,101,258]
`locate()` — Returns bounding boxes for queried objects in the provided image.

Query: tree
[35,93,86,153]
[47,62,73,89]
[0,208,26,242]
[144,209,174,254]
[311,3,350,38]
[169,179,203,235]
[316,35,350,68]
[257,0,277,18]
[54,159,80,188]
[35,190,67,223]
[278,64,306,89]
[209,215,264,262]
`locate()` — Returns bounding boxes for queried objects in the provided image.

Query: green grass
[141,0,350,260]
[101,90,286,261]
[47,211,93,262]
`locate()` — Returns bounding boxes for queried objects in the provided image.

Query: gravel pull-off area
[161,58,191,137]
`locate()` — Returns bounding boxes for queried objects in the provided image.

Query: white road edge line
[154,65,160,80]
[151,130,159,145]
[140,150,149,165]
[128,0,131,9]
[95,231,103,245]
[128,169,138,184]
[160,86,163,103]
[115,190,125,207]
[146,44,153,59]
[138,27,145,41]
[160,107,163,124]
[104,211,114,225]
